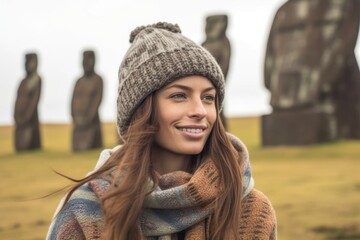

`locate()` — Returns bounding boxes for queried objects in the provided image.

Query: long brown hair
[61,92,243,239]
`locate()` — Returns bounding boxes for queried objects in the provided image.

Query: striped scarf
[89,133,254,239]
[47,133,256,240]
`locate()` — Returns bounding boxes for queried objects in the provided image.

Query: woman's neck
[151,144,191,175]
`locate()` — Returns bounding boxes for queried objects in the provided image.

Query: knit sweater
[47,136,276,239]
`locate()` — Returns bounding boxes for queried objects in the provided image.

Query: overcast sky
[1,0,359,125]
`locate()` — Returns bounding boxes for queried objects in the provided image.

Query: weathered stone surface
[202,14,231,129]
[71,50,103,151]
[14,53,42,151]
[263,0,360,145]
[262,109,336,146]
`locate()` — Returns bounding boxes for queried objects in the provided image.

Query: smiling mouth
[177,128,205,133]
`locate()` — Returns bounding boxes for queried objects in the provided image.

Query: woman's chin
[178,146,204,155]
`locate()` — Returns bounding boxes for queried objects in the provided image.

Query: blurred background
[3,0,347,125]
[1,0,360,125]
[1,0,360,239]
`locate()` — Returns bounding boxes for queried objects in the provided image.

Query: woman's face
[154,75,217,155]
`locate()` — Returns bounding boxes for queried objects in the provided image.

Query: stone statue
[202,14,231,130]
[71,50,103,151]
[14,53,42,151]
[262,0,360,146]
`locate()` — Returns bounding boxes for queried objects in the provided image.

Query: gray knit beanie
[117,22,225,136]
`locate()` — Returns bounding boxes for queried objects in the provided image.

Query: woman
[47,22,276,240]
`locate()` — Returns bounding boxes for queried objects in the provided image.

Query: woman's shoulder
[47,183,105,240]
[58,178,113,221]
[67,183,102,206]
[241,189,276,219]
[55,183,104,220]
[239,189,277,239]
[225,134,277,238]
[226,133,255,198]
[226,132,251,178]
[226,132,249,161]
[55,145,119,216]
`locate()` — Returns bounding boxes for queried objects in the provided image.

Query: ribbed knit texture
[47,134,276,240]
[238,190,277,239]
[117,22,225,137]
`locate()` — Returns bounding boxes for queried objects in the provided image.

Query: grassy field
[1,117,360,240]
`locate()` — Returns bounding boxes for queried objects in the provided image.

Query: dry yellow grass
[1,117,360,239]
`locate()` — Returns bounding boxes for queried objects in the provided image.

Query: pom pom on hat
[129,22,181,43]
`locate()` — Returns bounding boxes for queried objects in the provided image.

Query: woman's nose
[188,99,207,119]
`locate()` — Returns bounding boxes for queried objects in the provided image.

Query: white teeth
[180,128,203,133]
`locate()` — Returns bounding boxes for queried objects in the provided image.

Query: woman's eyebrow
[164,84,216,92]
[203,86,216,92]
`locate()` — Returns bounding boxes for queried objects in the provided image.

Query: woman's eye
[170,93,186,100]
[203,95,215,102]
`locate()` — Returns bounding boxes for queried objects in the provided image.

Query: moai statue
[202,14,231,130]
[71,50,103,151]
[14,53,42,151]
[262,0,360,146]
